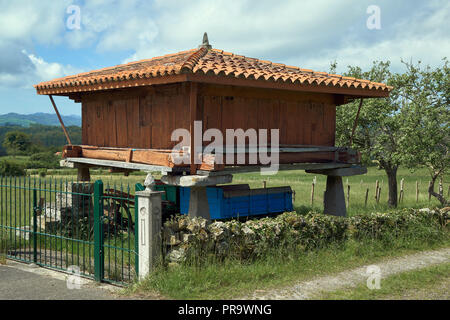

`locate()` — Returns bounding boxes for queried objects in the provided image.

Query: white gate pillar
[136,190,164,280]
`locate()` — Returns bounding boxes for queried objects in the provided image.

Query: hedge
[162,208,449,264]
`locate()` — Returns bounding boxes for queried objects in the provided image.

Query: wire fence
[0,176,138,285]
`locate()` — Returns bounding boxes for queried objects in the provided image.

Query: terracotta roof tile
[35,47,393,95]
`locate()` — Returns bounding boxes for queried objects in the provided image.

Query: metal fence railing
[0,177,139,285]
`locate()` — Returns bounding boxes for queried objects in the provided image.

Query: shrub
[162,208,448,266]
[38,168,47,178]
[0,160,25,177]
[26,151,60,169]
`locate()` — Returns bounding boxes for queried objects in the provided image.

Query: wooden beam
[62,144,359,172]
[49,95,72,145]
[62,158,188,173]
[197,163,352,176]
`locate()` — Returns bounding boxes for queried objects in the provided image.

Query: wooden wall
[82,84,190,149]
[199,84,336,147]
[81,83,336,149]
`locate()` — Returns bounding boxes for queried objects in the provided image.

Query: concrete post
[136,190,164,280]
[323,176,347,217]
[188,187,211,220]
[77,167,91,182]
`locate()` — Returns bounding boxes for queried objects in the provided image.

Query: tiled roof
[34,47,392,95]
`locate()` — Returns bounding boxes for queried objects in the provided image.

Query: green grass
[128,229,449,300]
[0,156,30,166]
[316,262,450,300]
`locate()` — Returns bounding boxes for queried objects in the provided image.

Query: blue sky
[0,0,448,116]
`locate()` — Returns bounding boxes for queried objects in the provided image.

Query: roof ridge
[180,47,209,73]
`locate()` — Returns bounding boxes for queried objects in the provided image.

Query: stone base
[188,187,211,221]
[323,176,347,217]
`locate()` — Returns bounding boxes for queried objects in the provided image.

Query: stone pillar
[188,187,210,220]
[77,167,90,182]
[323,176,347,217]
[136,190,164,280]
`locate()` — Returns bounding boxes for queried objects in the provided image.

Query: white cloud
[0,0,448,90]
[0,0,70,45]
[0,49,81,88]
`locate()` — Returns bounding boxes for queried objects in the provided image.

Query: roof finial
[199,32,212,50]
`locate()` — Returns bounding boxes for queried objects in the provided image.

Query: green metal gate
[0,177,139,285]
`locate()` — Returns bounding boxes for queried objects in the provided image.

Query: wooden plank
[151,92,163,148]
[197,163,352,176]
[139,94,153,149]
[63,158,187,173]
[72,145,222,170]
[127,97,139,148]
[199,83,337,104]
[81,147,175,167]
[115,99,128,147]
[81,103,88,145]
[62,145,82,158]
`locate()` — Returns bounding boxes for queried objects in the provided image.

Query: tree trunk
[428,171,449,206]
[385,166,398,208]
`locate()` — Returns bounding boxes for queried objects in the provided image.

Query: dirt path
[242,247,450,300]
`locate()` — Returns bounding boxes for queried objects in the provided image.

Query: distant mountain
[0,113,81,127]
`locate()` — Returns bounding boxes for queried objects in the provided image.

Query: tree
[0,160,25,177]
[2,131,32,157]
[26,151,60,169]
[335,61,404,207]
[396,59,449,206]
[335,59,449,208]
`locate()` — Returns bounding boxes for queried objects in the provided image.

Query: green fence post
[32,189,38,264]
[93,180,104,282]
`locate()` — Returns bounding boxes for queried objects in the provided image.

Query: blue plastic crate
[180,184,293,220]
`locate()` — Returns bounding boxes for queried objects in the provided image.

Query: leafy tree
[2,131,32,157]
[26,151,60,169]
[396,59,449,205]
[0,160,25,177]
[336,61,403,207]
[336,59,448,208]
